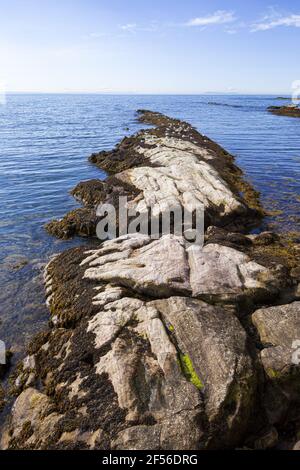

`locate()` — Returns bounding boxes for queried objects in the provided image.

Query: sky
[0,0,300,94]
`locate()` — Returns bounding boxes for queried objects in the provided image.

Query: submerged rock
[268,105,300,118]
[2,254,29,271]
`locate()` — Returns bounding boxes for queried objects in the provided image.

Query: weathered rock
[268,105,300,118]
[71,179,109,206]
[71,177,139,209]
[6,230,279,449]
[46,178,140,239]
[45,208,98,239]
[252,302,300,424]
[83,235,191,298]
[112,412,204,451]
[114,133,248,226]
[153,296,256,447]
[47,110,263,240]
[3,296,204,449]
[4,110,298,451]
[89,112,263,231]
[188,242,282,304]
[3,293,256,449]
[0,388,62,450]
[82,234,286,305]
[253,302,300,350]
[17,230,286,449]
[44,246,99,327]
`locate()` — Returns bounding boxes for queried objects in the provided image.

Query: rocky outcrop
[1,238,258,449]
[1,110,300,450]
[268,105,300,118]
[252,302,300,426]
[46,110,263,239]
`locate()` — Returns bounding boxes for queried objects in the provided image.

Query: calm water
[0,94,299,360]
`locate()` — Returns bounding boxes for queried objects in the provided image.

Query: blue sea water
[0,94,299,358]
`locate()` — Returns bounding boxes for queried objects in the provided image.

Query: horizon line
[4,91,293,96]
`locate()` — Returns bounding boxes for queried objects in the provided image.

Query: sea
[0,94,299,360]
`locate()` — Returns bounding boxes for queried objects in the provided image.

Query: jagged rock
[2,296,204,449]
[71,177,139,208]
[83,235,191,298]
[46,177,140,239]
[71,179,109,206]
[90,114,263,230]
[0,388,62,450]
[153,297,256,447]
[252,302,300,350]
[3,293,256,449]
[252,302,300,424]
[45,208,98,239]
[252,301,300,381]
[48,110,263,239]
[114,132,248,225]
[188,242,282,304]
[112,412,203,451]
[82,234,285,304]
[5,230,276,449]
[4,110,298,451]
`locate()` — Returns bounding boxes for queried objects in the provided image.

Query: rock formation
[1,110,300,450]
[268,105,300,118]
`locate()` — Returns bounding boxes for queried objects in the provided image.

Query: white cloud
[251,13,300,32]
[120,23,137,32]
[186,10,236,27]
[89,32,109,38]
[119,22,159,34]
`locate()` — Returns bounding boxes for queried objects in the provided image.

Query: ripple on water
[0,94,299,362]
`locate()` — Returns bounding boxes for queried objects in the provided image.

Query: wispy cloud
[120,23,137,33]
[185,10,236,27]
[119,22,159,34]
[88,32,109,38]
[251,12,300,32]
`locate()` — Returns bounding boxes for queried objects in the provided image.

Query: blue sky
[0,0,300,93]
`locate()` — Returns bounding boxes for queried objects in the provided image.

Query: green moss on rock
[179,353,204,390]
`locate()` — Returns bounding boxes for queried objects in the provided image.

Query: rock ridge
[1,110,300,450]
